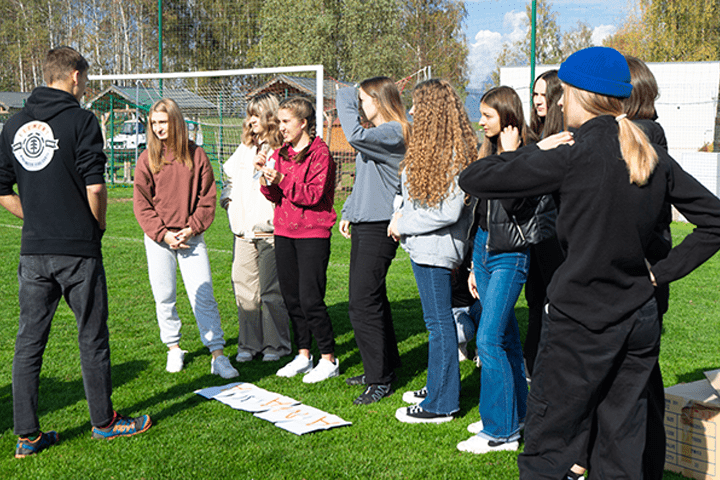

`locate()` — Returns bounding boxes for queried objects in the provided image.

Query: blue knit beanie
[558,46,632,98]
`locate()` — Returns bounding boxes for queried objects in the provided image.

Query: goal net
[86,65,430,195]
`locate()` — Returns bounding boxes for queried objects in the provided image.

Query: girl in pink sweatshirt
[256,96,338,383]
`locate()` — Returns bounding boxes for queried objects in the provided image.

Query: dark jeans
[519,297,661,480]
[348,221,400,384]
[274,236,335,354]
[523,236,564,377]
[13,255,114,436]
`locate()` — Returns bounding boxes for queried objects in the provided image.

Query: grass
[0,188,717,479]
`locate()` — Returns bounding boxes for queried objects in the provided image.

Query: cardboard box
[664,370,720,479]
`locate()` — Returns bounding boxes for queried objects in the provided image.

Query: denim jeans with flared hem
[473,229,529,440]
[411,260,460,416]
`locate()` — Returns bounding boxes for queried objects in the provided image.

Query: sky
[463,0,633,88]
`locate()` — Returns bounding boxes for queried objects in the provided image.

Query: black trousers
[348,222,400,384]
[523,236,564,376]
[274,236,334,354]
[519,297,661,480]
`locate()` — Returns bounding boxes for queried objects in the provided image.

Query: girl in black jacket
[459,46,720,479]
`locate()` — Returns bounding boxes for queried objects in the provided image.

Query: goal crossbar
[89,65,326,138]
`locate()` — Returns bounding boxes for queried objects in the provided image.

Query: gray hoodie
[396,170,476,270]
[337,87,405,223]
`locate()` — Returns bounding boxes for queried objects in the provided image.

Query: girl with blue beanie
[459,46,720,478]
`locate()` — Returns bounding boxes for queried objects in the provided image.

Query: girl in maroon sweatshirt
[133,98,238,379]
[257,96,338,383]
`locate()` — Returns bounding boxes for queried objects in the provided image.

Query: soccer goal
[86,65,334,186]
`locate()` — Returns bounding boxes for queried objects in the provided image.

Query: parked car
[107,120,146,150]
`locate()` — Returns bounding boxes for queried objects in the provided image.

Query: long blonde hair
[147,98,192,174]
[401,79,478,207]
[359,76,411,142]
[242,93,283,149]
[565,84,658,185]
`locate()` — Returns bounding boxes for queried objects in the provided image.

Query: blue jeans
[411,261,460,415]
[473,229,529,441]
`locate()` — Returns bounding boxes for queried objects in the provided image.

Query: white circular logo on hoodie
[11,121,59,171]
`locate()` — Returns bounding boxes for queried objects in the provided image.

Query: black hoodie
[0,86,106,257]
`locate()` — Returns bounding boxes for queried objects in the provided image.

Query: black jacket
[0,86,106,257]
[459,115,720,330]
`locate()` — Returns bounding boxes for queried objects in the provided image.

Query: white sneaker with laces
[166,348,187,373]
[302,357,339,383]
[467,419,524,434]
[276,354,313,378]
[211,355,239,379]
[457,435,519,454]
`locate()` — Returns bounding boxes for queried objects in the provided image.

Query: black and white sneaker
[353,383,393,405]
[401,386,428,404]
[345,374,366,386]
[395,405,453,424]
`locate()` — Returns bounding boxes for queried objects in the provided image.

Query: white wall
[500,61,720,152]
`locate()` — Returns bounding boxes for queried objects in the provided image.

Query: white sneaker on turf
[467,420,484,434]
[302,358,339,383]
[458,342,469,362]
[402,386,428,404]
[467,419,524,434]
[211,355,239,379]
[457,435,519,454]
[276,354,313,378]
[262,353,280,362]
[166,348,187,373]
[236,351,253,362]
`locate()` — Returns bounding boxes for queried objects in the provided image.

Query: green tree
[560,21,594,61]
[401,0,469,87]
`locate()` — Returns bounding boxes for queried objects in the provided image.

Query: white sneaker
[467,419,524,434]
[262,353,280,362]
[302,358,339,384]
[236,351,253,362]
[276,354,313,378]
[211,355,239,379]
[457,435,519,454]
[459,342,469,362]
[467,420,484,434]
[166,348,187,373]
[402,386,428,404]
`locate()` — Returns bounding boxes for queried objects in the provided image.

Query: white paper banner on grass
[195,382,351,435]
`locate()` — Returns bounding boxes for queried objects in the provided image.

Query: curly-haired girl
[220,93,290,363]
[336,77,410,404]
[256,96,339,383]
[389,79,477,423]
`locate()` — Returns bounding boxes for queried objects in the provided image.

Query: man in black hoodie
[0,46,151,459]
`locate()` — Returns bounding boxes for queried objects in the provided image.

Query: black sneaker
[353,383,393,405]
[401,386,428,404]
[345,374,366,386]
[15,431,59,458]
[395,405,453,424]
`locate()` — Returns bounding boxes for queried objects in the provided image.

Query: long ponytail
[567,85,658,185]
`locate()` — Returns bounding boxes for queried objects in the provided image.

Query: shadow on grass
[0,360,149,439]
[676,366,720,384]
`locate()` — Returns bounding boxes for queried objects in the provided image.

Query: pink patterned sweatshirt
[260,136,336,239]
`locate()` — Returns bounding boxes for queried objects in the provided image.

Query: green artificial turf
[0,188,715,478]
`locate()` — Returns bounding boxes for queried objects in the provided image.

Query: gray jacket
[396,170,476,270]
[337,87,405,223]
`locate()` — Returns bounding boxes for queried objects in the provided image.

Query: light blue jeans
[473,228,529,441]
[144,233,226,352]
[411,261,461,415]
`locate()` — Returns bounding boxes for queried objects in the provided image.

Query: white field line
[0,224,407,266]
